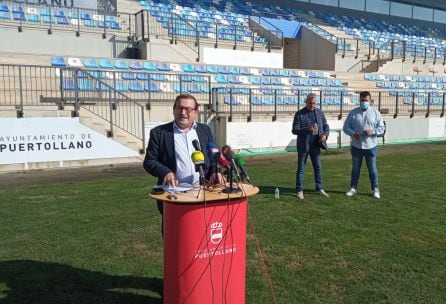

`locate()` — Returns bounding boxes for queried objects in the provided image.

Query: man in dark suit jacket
[292,93,330,200]
[143,94,217,217]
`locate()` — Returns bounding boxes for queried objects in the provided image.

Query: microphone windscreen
[207,141,217,149]
[191,151,205,163]
[218,154,230,168]
[192,139,201,151]
[234,154,246,166]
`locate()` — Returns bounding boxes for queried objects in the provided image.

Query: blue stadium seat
[215,75,228,83]
[217,66,230,74]
[62,79,75,90]
[84,20,96,27]
[156,62,170,71]
[84,58,98,68]
[109,21,121,30]
[144,82,160,92]
[224,95,241,105]
[57,16,69,25]
[0,4,9,12]
[114,81,127,92]
[121,72,137,80]
[40,8,51,16]
[0,11,10,20]
[13,13,25,21]
[249,76,260,85]
[115,60,129,69]
[195,65,207,73]
[78,79,94,91]
[51,56,66,67]
[206,65,217,74]
[99,59,114,69]
[128,81,144,92]
[182,64,194,73]
[240,67,251,75]
[80,13,92,20]
[143,61,157,71]
[129,61,143,70]
[150,74,166,81]
[136,73,149,80]
[28,14,40,22]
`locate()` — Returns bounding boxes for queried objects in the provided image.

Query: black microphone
[192,139,201,151]
[222,145,241,181]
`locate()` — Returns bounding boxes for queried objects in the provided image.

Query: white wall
[224,116,446,151]
[202,48,283,68]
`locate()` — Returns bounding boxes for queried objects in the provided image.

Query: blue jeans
[296,146,323,192]
[350,146,379,190]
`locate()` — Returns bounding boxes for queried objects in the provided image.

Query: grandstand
[0,0,445,171]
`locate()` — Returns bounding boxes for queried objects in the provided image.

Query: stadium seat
[121,72,137,80]
[99,59,114,69]
[114,60,129,69]
[51,56,66,67]
[156,62,170,71]
[0,4,9,12]
[128,81,144,92]
[28,14,40,22]
[144,82,160,92]
[67,58,83,68]
[84,58,98,68]
[143,61,157,71]
[136,72,149,80]
[129,61,143,70]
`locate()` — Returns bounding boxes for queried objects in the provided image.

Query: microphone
[221,145,241,181]
[192,139,201,152]
[206,141,220,162]
[234,154,250,183]
[191,150,206,185]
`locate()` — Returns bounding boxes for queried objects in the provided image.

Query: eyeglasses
[174,106,196,114]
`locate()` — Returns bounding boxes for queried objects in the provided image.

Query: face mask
[360,101,370,110]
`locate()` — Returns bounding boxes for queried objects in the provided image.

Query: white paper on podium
[156,183,199,193]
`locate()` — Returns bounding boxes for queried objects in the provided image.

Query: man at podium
[143,94,218,222]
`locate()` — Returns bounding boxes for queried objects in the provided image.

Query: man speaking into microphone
[143,94,221,228]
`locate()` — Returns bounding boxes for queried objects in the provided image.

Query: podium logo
[210,222,223,244]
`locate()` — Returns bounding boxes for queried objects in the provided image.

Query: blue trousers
[296,146,323,192]
[350,146,379,190]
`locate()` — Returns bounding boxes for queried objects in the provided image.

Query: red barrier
[163,197,248,304]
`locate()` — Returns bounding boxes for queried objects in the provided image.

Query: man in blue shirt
[292,93,330,200]
[343,91,385,199]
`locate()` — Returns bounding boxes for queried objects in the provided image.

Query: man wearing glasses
[343,91,385,199]
[143,94,219,220]
[292,93,330,200]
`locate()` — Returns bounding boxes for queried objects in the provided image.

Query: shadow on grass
[0,260,162,304]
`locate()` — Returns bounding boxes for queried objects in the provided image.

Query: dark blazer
[292,107,330,153]
[143,121,214,185]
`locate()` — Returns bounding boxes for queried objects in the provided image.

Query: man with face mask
[343,91,385,199]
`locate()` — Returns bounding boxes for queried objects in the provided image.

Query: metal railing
[134,8,271,53]
[211,87,445,121]
[0,64,146,152]
[0,0,135,39]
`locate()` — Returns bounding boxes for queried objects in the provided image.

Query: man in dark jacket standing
[143,94,217,217]
[292,93,330,200]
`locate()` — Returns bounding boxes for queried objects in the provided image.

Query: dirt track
[0,142,444,189]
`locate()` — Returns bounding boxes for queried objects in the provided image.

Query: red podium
[150,183,259,304]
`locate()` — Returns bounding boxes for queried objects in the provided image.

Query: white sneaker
[372,188,381,199]
[297,191,304,200]
[319,189,329,197]
[345,188,357,197]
